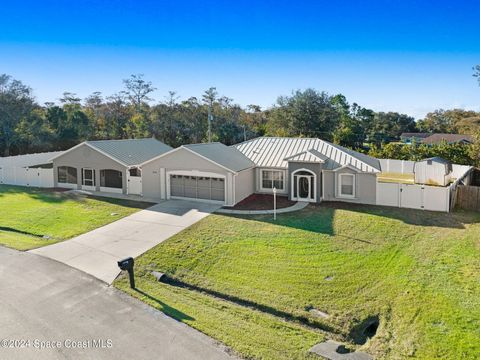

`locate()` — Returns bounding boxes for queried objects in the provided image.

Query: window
[129,168,141,177]
[58,166,77,184]
[339,173,355,198]
[261,170,284,190]
[100,169,122,188]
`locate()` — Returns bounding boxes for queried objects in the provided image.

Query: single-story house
[50,138,172,194]
[49,136,381,206]
[400,132,431,144]
[44,136,472,212]
[422,133,474,145]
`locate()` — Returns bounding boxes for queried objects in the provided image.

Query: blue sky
[1,0,479,118]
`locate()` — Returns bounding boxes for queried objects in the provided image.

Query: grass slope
[0,185,150,250]
[116,203,480,359]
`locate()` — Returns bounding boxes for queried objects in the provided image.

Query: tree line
[1,72,479,166]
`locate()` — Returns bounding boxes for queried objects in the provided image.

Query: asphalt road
[0,246,234,360]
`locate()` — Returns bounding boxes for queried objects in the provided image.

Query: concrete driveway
[30,200,220,283]
[0,246,234,360]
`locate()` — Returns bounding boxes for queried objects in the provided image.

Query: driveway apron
[30,200,220,283]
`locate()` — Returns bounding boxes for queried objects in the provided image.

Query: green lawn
[0,185,151,250]
[115,203,480,359]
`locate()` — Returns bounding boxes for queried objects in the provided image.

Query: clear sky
[1,0,479,119]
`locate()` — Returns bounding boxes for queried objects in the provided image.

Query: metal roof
[86,138,172,166]
[284,149,328,163]
[0,151,64,168]
[234,137,380,172]
[183,143,255,172]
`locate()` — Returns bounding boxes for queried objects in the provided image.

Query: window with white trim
[339,173,355,198]
[58,166,77,184]
[261,170,284,191]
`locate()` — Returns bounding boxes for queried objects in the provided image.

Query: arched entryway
[291,169,316,201]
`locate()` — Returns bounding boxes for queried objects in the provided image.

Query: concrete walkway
[216,201,309,215]
[0,246,234,360]
[30,200,220,283]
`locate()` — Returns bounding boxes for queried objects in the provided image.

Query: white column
[160,168,166,199]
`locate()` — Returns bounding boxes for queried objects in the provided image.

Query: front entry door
[297,176,311,200]
[82,168,96,191]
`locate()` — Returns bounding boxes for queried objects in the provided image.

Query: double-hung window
[261,170,284,191]
[338,173,355,198]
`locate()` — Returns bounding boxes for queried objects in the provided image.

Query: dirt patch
[225,194,296,210]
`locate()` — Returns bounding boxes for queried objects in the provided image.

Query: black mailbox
[117,257,135,288]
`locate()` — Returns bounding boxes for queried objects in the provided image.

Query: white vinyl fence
[377,182,450,212]
[0,167,54,188]
[0,151,61,188]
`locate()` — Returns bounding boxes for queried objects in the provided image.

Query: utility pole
[207,103,212,143]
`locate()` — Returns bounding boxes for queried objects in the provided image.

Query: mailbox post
[117,257,135,289]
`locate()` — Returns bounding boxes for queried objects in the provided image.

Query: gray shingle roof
[234,137,380,172]
[86,138,172,166]
[183,143,255,172]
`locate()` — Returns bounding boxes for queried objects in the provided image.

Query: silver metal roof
[183,143,255,172]
[0,151,64,168]
[284,149,328,163]
[234,137,380,172]
[86,138,172,166]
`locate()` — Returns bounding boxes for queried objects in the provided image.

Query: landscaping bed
[224,193,296,210]
[115,203,480,359]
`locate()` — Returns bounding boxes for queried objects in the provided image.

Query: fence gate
[399,184,424,210]
[455,185,480,211]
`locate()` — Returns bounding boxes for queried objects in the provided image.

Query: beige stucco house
[50,136,383,207]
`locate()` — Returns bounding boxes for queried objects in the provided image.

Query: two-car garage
[170,175,225,202]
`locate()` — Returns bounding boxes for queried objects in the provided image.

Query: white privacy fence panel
[379,159,415,174]
[377,182,450,212]
[0,167,54,188]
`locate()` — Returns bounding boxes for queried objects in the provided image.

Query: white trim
[140,145,245,174]
[259,169,286,192]
[166,170,227,205]
[57,182,77,189]
[50,142,129,167]
[291,168,316,202]
[160,167,166,199]
[100,186,123,194]
[338,173,356,198]
[82,168,96,188]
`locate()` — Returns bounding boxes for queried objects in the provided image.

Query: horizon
[1,0,479,119]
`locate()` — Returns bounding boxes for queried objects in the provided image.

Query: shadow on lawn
[230,202,480,236]
[160,274,336,333]
[134,288,195,322]
[0,226,43,238]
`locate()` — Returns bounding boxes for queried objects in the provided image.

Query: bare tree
[122,74,156,111]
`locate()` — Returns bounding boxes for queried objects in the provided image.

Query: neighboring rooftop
[183,142,255,172]
[86,138,173,166]
[422,133,474,145]
[234,137,381,172]
[400,132,431,139]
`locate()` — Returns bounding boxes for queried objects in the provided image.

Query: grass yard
[0,185,151,250]
[115,202,480,359]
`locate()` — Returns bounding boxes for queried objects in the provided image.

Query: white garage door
[170,175,225,202]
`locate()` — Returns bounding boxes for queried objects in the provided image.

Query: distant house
[400,133,431,144]
[422,134,474,145]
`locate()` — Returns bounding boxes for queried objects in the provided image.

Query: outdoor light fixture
[117,257,135,289]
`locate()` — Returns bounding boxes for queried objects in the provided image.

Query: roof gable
[183,143,255,172]
[234,137,380,172]
[85,138,172,166]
